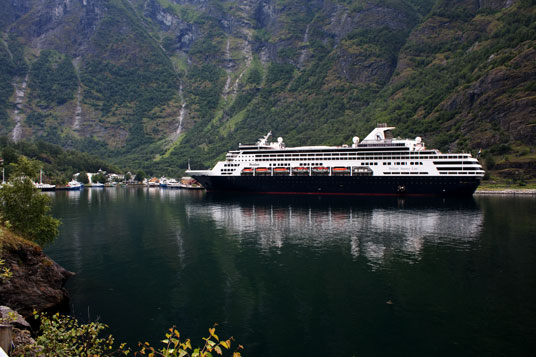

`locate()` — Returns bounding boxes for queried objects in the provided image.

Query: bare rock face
[0,234,73,319]
[438,45,536,148]
[0,305,31,330]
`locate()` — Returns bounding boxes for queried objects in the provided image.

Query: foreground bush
[27,311,129,356]
[0,156,60,246]
[27,312,243,356]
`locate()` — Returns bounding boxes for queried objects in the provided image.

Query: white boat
[166,179,181,188]
[35,169,56,191]
[147,177,160,187]
[178,177,203,189]
[64,180,82,191]
[159,177,169,187]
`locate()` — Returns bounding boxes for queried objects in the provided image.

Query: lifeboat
[332,167,351,176]
[273,167,290,176]
[311,167,330,176]
[255,167,271,176]
[241,168,254,176]
[292,167,310,176]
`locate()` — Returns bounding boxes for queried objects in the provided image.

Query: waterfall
[298,24,311,68]
[170,84,187,142]
[223,38,232,100]
[231,33,253,97]
[11,74,29,142]
[73,86,82,130]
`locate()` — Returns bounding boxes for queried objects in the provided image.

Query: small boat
[273,167,290,176]
[35,182,56,191]
[255,167,271,176]
[159,177,169,188]
[332,167,351,176]
[35,169,56,191]
[178,177,204,189]
[64,180,82,190]
[292,166,310,176]
[147,177,160,187]
[90,182,104,188]
[167,179,181,188]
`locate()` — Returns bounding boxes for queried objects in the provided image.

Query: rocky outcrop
[439,44,536,148]
[0,305,35,355]
[0,230,73,319]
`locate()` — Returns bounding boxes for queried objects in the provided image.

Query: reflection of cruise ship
[187,125,484,196]
[185,196,483,266]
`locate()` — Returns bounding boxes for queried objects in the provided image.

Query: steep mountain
[0,0,534,179]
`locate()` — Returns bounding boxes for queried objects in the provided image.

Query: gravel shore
[475,189,536,195]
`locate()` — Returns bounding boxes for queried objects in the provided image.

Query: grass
[0,226,38,250]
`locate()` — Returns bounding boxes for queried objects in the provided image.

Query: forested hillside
[0,0,534,179]
[0,137,121,184]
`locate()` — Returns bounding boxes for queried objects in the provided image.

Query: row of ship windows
[384,172,429,175]
[251,154,470,159]
[381,162,424,166]
[236,156,471,162]
[221,172,482,177]
[439,172,482,175]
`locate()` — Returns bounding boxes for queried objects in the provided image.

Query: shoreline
[475,189,536,195]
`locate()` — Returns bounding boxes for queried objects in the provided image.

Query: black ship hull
[192,175,481,196]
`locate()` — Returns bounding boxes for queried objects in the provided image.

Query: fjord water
[45,189,536,356]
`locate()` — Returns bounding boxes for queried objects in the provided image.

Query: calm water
[45,188,536,356]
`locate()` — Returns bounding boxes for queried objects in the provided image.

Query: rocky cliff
[0,0,534,178]
[0,228,73,319]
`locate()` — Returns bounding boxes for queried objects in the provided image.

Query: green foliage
[0,158,60,246]
[186,63,225,122]
[29,50,78,106]
[30,311,129,356]
[82,60,176,116]
[0,231,13,281]
[92,172,107,184]
[135,170,146,182]
[0,257,12,281]
[78,171,89,184]
[8,155,39,180]
[0,40,15,127]
[485,155,496,170]
[138,324,242,357]
[26,312,243,357]
[0,138,121,185]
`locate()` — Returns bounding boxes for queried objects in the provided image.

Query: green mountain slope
[0,0,534,179]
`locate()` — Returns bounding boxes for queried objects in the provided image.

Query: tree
[8,155,39,181]
[135,170,146,182]
[1,146,18,166]
[0,157,60,246]
[91,172,107,184]
[78,171,89,184]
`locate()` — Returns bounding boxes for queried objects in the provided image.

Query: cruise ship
[186,125,485,196]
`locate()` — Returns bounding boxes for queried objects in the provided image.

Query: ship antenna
[187,159,191,171]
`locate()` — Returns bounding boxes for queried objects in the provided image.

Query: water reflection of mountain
[186,193,483,267]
